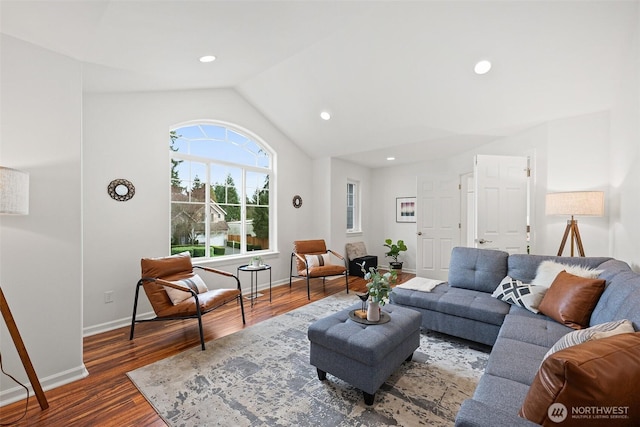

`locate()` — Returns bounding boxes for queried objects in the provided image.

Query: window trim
[170,119,277,261]
[347,179,361,233]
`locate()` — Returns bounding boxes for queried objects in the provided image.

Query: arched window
[170,121,274,259]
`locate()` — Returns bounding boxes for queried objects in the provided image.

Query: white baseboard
[83,278,289,337]
[83,311,154,337]
[0,364,89,407]
[2,277,349,407]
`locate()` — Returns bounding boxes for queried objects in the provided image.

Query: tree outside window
[170,122,273,258]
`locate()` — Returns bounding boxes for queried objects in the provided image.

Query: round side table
[237,264,272,307]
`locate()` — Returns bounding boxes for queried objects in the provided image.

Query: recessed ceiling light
[474,60,491,75]
[320,111,331,120]
[387,157,395,161]
[199,55,216,63]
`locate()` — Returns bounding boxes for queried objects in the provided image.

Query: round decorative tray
[348,310,390,325]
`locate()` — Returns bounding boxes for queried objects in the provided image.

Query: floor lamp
[546,191,604,257]
[0,166,48,410]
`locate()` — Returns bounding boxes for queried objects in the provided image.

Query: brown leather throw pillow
[519,332,640,426]
[538,270,605,329]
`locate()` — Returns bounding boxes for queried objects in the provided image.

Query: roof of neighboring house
[211,220,229,232]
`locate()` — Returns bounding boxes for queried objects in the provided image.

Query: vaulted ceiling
[1,1,637,167]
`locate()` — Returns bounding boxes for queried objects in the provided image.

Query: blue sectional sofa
[390,247,640,427]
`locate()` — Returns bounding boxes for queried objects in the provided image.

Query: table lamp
[545,191,604,257]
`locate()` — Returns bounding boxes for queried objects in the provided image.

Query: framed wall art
[396,197,416,223]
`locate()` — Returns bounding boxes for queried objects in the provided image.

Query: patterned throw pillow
[305,253,332,268]
[345,242,367,260]
[492,276,547,313]
[164,274,209,305]
[542,319,635,361]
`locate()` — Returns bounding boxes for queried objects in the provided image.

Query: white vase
[367,301,380,322]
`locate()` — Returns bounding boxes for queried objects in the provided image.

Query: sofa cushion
[392,284,510,326]
[448,247,509,293]
[507,254,611,284]
[473,373,531,413]
[484,337,550,386]
[457,398,539,427]
[507,304,545,319]
[498,313,572,348]
[437,287,511,326]
[538,271,605,329]
[543,319,635,361]
[590,259,640,329]
[390,283,450,311]
[492,276,547,313]
[519,333,640,426]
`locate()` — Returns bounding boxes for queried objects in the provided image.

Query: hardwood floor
[0,272,414,426]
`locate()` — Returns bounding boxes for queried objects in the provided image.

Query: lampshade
[0,166,29,215]
[545,191,604,217]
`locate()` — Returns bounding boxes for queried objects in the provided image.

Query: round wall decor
[292,195,303,208]
[108,179,135,201]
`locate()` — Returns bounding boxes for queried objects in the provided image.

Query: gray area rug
[127,292,490,426]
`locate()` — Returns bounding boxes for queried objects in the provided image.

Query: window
[347,180,360,232]
[170,121,273,259]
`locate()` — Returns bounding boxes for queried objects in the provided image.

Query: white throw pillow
[305,253,332,268]
[531,260,603,288]
[164,274,209,305]
[542,319,635,362]
[492,276,547,313]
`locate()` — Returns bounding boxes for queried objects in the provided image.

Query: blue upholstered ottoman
[308,303,421,405]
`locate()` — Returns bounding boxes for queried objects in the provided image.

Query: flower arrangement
[358,261,397,306]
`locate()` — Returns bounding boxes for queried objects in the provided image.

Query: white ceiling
[1,1,637,168]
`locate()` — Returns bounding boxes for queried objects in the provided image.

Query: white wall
[371,110,618,271]
[609,4,640,270]
[545,113,611,257]
[328,158,374,259]
[82,88,315,333]
[370,163,421,270]
[310,157,331,243]
[0,36,85,404]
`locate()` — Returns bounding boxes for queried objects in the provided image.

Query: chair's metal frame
[289,249,349,300]
[130,265,245,350]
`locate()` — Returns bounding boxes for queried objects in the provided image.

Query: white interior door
[460,172,475,247]
[416,175,460,280]
[474,155,529,254]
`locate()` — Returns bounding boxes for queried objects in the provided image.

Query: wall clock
[108,179,135,202]
[292,195,303,208]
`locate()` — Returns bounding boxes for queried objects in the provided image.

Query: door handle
[417,231,422,236]
[477,238,492,244]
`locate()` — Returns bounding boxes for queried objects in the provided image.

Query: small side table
[237,264,272,307]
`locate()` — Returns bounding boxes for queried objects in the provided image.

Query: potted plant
[359,262,397,321]
[251,255,262,267]
[383,239,407,271]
